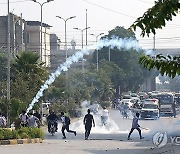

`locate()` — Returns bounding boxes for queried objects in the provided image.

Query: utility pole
[153,34,155,51]
[85,9,88,47]
[7,0,11,127]
[108,47,111,61]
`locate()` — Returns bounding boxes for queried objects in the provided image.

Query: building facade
[0,13,52,67]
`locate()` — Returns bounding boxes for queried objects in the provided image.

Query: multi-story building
[0,13,52,67]
[0,13,25,56]
[26,21,51,67]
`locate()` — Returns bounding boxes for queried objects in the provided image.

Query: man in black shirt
[47,110,58,132]
[83,109,95,140]
[60,112,76,139]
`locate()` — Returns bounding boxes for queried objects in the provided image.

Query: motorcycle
[48,120,56,136]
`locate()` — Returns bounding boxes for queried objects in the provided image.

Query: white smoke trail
[26,49,90,113]
[26,37,151,113]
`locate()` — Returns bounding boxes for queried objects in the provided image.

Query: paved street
[0,109,180,154]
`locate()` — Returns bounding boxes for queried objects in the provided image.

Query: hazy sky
[1,0,180,49]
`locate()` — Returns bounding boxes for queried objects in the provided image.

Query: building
[0,13,25,56]
[26,21,51,67]
[0,13,52,67]
[50,33,60,51]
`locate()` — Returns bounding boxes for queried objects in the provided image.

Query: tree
[10,52,48,107]
[130,0,180,78]
[92,26,152,92]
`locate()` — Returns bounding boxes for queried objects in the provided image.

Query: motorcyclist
[47,110,58,132]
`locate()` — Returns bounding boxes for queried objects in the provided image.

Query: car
[140,99,160,120]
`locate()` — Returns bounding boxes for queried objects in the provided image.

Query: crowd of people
[19,110,41,128]
[0,105,145,141]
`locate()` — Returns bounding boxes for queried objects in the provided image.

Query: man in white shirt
[0,112,6,128]
[101,106,109,126]
[19,110,28,127]
[28,113,39,127]
[127,112,144,140]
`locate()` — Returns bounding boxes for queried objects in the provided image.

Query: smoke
[26,37,153,113]
[69,100,127,134]
[26,49,90,113]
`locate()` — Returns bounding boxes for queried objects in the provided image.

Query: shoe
[127,137,132,140]
[74,131,77,136]
[140,137,144,139]
[62,137,66,139]
[85,137,88,140]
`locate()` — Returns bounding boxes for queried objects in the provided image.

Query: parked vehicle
[140,99,160,120]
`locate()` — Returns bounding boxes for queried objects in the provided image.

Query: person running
[0,112,6,128]
[60,112,76,139]
[101,106,109,126]
[19,110,29,127]
[83,109,95,140]
[127,112,144,140]
[28,112,40,127]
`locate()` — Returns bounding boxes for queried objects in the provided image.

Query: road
[0,109,180,154]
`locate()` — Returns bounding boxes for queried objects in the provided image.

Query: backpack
[65,116,70,125]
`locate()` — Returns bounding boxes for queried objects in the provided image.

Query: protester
[28,112,40,127]
[101,106,109,126]
[0,112,6,128]
[60,112,76,139]
[172,103,176,118]
[34,110,41,122]
[83,109,95,140]
[127,112,144,140]
[19,110,29,127]
[47,110,58,132]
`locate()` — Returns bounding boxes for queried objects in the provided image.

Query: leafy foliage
[0,127,44,140]
[139,54,180,78]
[130,0,180,37]
[10,52,48,106]
[130,0,180,79]
[92,26,152,93]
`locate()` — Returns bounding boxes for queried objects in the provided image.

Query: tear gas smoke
[26,37,154,113]
[69,100,128,134]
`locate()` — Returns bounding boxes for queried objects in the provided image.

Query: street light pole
[73,27,90,72]
[56,16,76,60]
[90,33,104,71]
[7,0,11,127]
[32,0,53,122]
[73,27,90,49]
[32,0,53,65]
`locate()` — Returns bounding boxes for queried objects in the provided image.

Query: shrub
[0,127,44,140]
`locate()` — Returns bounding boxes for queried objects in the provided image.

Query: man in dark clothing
[60,112,76,139]
[127,112,144,140]
[83,109,95,140]
[47,110,58,132]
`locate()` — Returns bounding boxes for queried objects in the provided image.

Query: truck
[140,99,160,120]
[156,93,175,116]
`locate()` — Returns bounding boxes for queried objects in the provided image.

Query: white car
[140,99,160,120]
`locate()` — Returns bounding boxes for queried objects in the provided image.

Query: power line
[0,0,31,4]
[82,0,136,18]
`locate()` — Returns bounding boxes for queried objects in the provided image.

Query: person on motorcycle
[47,110,58,133]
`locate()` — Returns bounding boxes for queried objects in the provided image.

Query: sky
[1,0,180,50]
